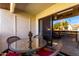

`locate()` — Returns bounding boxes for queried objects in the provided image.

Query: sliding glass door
[39,16,53,47]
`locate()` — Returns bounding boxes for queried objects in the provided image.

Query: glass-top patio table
[9,38,47,53]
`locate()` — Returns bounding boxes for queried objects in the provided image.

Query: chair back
[7,36,21,49]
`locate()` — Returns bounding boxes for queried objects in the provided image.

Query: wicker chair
[7,36,21,51]
[49,42,63,56]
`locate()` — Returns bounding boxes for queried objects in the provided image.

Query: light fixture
[57,8,73,15]
[54,16,57,19]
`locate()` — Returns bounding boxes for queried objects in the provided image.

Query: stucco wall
[0,9,37,53]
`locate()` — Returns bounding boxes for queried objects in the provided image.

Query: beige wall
[0,9,37,53]
[30,16,37,35]
[0,9,15,52]
[15,12,30,38]
[29,16,39,48]
[0,9,2,53]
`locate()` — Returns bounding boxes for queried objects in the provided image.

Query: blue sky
[53,16,79,25]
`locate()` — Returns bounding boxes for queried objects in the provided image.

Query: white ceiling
[15,3,54,15]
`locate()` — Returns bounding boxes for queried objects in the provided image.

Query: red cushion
[36,48,53,56]
[6,51,21,56]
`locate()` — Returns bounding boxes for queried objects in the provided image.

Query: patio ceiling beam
[10,3,16,13]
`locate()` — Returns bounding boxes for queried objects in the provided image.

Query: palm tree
[53,20,68,30]
[62,21,68,29]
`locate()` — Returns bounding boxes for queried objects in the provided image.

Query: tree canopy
[53,20,68,30]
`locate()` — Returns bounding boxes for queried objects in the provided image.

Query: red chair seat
[1,50,21,56]
[6,51,21,56]
[36,48,54,56]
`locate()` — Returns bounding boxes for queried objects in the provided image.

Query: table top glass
[10,38,46,52]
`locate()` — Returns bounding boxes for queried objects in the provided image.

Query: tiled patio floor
[59,36,79,56]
